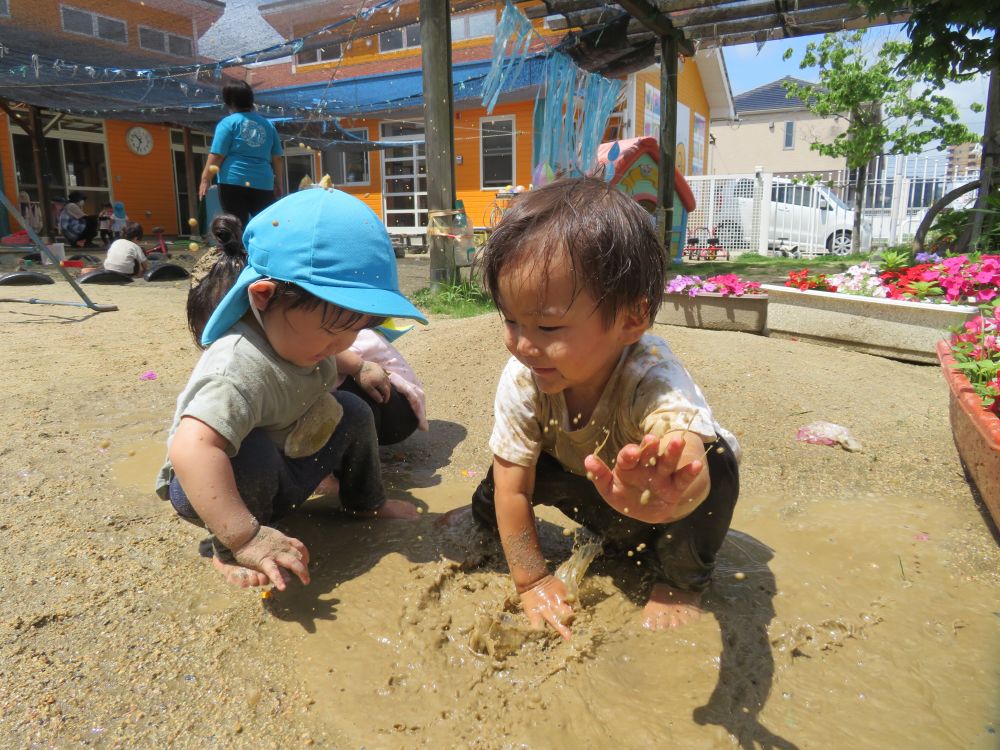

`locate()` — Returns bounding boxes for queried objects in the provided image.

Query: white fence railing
[690,155,980,257]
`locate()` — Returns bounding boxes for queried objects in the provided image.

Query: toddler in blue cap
[156,188,427,590]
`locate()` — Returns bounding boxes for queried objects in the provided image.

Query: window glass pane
[318,43,341,61]
[97,16,126,43]
[405,24,420,46]
[467,12,495,38]
[783,121,795,148]
[343,151,368,184]
[296,50,317,65]
[169,35,193,58]
[481,119,513,188]
[0,0,9,16]
[139,27,165,51]
[285,154,313,192]
[450,16,463,40]
[62,7,93,35]
[63,140,108,189]
[380,28,403,52]
[772,185,786,203]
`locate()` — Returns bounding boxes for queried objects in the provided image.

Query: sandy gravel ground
[0,268,997,749]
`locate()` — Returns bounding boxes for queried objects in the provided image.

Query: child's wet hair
[479,177,666,327]
[186,213,383,348]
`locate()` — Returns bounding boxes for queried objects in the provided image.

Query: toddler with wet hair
[460,177,741,636]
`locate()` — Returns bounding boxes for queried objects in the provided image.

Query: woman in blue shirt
[199,81,284,229]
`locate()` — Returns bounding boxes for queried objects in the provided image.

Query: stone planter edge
[656,291,768,334]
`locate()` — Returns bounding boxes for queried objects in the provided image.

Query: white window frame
[60,5,128,45]
[327,128,371,186]
[451,10,496,41]
[378,24,420,53]
[783,121,795,150]
[480,115,515,191]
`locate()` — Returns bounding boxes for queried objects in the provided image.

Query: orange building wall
[0,114,20,228]
[337,101,533,228]
[633,57,710,174]
[105,121,179,234]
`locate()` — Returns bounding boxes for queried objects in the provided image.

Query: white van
[716,177,871,256]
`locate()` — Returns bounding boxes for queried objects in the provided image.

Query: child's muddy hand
[519,575,574,640]
[584,434,702,524]
[232,526,311,590]
[357,361,391,404]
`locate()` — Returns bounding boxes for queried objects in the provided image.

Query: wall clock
[126,126,154,156]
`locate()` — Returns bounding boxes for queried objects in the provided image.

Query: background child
[156,187,427,589]
[466,177,740,637]
[98,203,114,245]
[100,221,147,277]
[111,201,128,238]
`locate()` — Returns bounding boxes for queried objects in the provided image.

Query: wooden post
[420,0,456,290]
[27,105,52,241]
[656,34,678,257]
[182,127,199,238]
[968,67,998,250]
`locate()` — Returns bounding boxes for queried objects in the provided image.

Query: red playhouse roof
[595,137,696,212]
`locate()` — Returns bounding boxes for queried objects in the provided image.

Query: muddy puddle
[110,447,1000,749]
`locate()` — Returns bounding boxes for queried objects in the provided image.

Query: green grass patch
[412,281,495,318]
[670,252,873,283]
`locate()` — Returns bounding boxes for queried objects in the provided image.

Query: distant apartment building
[946,141,982,176]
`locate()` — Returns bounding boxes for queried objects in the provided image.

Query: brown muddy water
[115,444,1000,749]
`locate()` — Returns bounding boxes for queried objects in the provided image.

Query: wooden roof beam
[671,0,843,28]
[687,10,907,47]
[680,3,866,39]
[617,0,694,55]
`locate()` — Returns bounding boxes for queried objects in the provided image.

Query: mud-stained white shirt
[489,334,740,477]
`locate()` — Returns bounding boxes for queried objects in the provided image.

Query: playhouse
[595,137,696,260]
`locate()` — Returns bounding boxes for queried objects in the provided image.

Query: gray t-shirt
[155,321,339,498]
[489,333,740,477]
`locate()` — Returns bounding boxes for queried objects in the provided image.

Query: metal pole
[656,34,678,258]
[420,0,456,290]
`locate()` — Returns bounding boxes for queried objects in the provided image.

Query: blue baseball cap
[201,187,427,345]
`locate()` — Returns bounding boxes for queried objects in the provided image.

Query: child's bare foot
[212,556,271,588]
[642,583,702,629]
[435,504,472,527]
[313,473,340,496]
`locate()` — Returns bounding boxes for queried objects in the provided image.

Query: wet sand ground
[1,276,998,749]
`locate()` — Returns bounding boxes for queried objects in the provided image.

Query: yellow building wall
[633,56,710,175]
[105,121,179,234]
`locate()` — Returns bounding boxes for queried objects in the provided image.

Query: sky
[720,24,989,136]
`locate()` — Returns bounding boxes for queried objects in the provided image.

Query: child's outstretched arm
[170,416,311,589]
[584,431,709,525]
[494,457,574,640]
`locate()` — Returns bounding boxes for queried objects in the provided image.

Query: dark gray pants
[169,391,384,555]
[471,437,740,593]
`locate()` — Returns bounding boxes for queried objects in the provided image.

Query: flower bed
[937,333,1000,532]
[657,274,768,333]
[767,254,992,363]
[761,284,977,363]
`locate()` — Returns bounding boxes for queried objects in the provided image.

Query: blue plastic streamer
[480,0,535,114]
